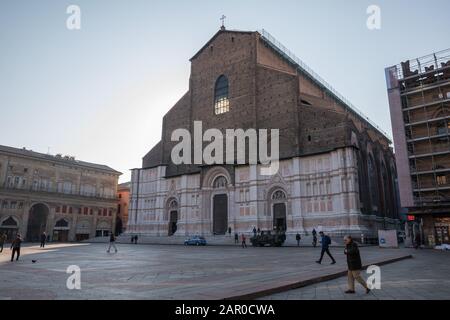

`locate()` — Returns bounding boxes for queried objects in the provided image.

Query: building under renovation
[386,49,450,246]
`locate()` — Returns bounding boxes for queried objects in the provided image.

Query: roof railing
[392,48,450,80]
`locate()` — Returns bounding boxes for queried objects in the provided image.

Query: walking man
[107,233,118,253]
[10,234,22,262]
[234,232,239,244]
[312,228,318,247]
[241,234,247,248]
[0,232,6,253]
[252,227,257,237]
[40,232,47,248]
[316,231,336,264]
[296,233,301,246]
[344,235,370,294]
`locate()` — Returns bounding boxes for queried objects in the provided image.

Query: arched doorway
[26,203,49,242]
[53,219,69,242]
[168,199,178,236]
[212,176,228,235]
[272,190,287,231]
[0,216,19,241]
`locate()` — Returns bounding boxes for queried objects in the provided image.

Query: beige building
[0,145,121,242]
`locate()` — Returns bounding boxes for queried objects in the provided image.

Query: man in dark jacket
[0,232,7,252]
[234,233,239,244]
[312,229,318,247]
[40,232,47,248]
[316,231,336,264]
[107,233,118,253]
[10,234,22,262]
[344,235,370,294]
[296,233,301,246]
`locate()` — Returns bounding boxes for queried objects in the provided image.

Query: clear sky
[1,0,449,183]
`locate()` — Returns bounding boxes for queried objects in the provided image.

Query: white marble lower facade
[127,147,398,238]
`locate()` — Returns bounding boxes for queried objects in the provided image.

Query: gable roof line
[190,29,255,61]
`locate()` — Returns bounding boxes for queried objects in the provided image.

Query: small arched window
[214,75,230,115]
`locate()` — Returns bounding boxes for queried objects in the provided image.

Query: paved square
[0,243,413,300]
[260,249,450,300]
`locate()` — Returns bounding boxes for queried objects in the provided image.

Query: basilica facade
[127,28,400,238]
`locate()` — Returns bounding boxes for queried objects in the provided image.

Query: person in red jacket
[241,234,247,248]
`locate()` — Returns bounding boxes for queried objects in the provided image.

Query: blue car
[184,236,207,246]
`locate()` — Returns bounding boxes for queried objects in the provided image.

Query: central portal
[273,203,287,231]
[168,210,178,236]
[213,194,228,235]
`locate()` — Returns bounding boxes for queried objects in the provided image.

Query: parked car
[184,236,207,246]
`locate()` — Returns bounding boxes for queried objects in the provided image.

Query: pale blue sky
[1,0,449,182]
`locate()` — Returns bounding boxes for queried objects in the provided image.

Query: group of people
[230,227,370,294]
[233,233,248,248]
[106,234,139,253]
[0,232,23,262]
[315,230,371,294]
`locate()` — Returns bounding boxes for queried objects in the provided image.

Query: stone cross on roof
[220,15,226,30]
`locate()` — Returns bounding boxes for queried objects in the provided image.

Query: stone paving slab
[0,243,413,300]
[259,249,450,300]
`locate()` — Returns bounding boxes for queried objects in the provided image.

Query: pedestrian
[296,233,301,246]
[131,235,134,244]
[234,232,239,244]
[316,231,336,265]
[135,235,138,244]
[107,233,118,253]
[312,228,318,247]
[241,234,247,248]
[228,227,232,236]
[414,233,421,250]
[10,234,22,262]
[257,228,261,235]
[252,227,257,237]
[0,232,6,253]
[40,231,47,248]
[344,235,370,294]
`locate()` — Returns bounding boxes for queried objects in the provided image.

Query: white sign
[378,230,398,248]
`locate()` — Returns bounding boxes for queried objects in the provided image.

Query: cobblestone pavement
[260,249,450,300]
[0,243,412,300]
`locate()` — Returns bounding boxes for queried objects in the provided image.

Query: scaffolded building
[386,49,450,246]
